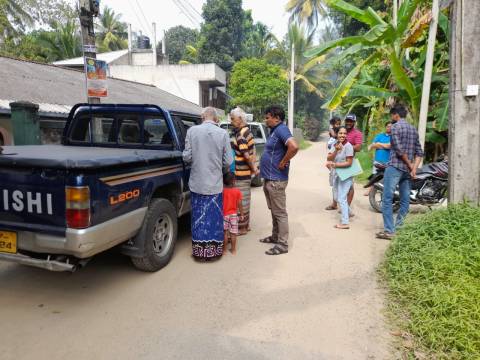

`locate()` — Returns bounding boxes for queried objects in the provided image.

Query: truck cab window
[92,117,115,143]
[144,117,173,148]
[118,116,142,145]
[70,114,91,142]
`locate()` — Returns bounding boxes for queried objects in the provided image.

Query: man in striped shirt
[230,108,259,235]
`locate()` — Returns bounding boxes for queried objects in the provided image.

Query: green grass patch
[299,139,312,150]
[355,150,373,183]
[381,204,480,359]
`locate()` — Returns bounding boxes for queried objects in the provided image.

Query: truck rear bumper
[0,253,77,272]
[14,207,147,259]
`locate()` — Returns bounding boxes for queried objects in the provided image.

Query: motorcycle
[365,159,449,213]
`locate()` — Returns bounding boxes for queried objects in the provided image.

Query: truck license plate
[0,231,17,254]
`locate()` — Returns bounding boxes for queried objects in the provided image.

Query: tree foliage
[285,0,327,29]
[0,0,32,38]
[95,6,128,52]
[36,20,82,61]
[197,0,244,71]
[165,25,198,64]
[329,0,387,37]
[241,10,275,59]
[18,0,75,28]
[229,58,289,119]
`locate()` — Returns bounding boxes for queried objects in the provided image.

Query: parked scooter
[365,159,449,213]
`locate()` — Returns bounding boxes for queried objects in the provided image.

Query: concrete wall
[131,52,155,66]
[109,64,226,106]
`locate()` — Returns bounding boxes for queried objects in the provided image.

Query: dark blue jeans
[382,166,411,234]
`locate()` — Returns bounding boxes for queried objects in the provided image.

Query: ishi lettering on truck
[1,189,53,215]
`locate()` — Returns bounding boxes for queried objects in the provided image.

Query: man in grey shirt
[182,107,233,260]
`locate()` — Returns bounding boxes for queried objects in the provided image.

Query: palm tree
[0,0,33,39]
[242,22,277,59]
[265,23,330,98]
[285,0,327,29]
[37,20,82,61]
[179,45,199,64]
[95,6,127,52]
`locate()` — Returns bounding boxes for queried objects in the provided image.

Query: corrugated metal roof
[52,50,129,66]
[0,99,71,116]
[0,56,202,115]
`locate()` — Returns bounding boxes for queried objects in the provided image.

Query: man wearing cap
[345,114,363,209]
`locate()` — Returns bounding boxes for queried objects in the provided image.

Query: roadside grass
[299,139,312,150]
[355,150,373,183]
[381,204,480,359]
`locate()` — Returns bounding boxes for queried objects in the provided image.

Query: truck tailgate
[0,167,66,234]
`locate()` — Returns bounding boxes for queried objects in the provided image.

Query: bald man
[183,107,233,261]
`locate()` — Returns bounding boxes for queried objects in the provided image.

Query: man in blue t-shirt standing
[369,121,392,170]
[259,105,299,255]
[365,122,392,195]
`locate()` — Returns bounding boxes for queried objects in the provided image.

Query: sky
[95,0,289,41]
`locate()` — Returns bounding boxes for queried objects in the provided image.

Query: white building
[53,49,228,112]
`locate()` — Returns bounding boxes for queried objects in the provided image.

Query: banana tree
[305,0,423,117]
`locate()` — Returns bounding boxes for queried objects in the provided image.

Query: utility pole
[418,0,440,154]
[152,23,157,66]
[288,43,295,133]
[79,0,100,104]
[449,0,480,205]
[393,0,398,27]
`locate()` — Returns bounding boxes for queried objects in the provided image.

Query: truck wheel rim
[152,215,173,256]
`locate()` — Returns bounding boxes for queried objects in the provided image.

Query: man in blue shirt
[259,105,299,255]
[369,121,392,171]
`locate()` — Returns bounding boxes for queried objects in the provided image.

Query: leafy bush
[382,204,480,359]
[229,58,288,119]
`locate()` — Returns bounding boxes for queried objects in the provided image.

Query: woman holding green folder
[326,127,355,229]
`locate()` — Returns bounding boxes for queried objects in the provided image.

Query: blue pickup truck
[0,104,200,272]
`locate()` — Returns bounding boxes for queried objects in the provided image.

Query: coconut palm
[37,20,81,61]
[95,6,127,52]
[285,0,327,29]
[265,23,330,98]
[242,22,277,59]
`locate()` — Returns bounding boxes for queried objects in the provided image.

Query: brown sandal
[325,205,338,211]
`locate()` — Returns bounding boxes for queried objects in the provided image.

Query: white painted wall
[109,64,226,106]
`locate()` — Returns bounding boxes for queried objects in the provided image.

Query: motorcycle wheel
[369,187,400,213]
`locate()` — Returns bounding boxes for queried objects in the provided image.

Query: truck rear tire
[131,198,178,272]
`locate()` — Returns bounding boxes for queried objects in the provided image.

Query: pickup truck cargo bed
[0,145,182,170]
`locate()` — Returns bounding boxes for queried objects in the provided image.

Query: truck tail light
[66,186,91,229]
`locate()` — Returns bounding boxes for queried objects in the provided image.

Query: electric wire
[171,0,200,27]
[127,0,150,36]
[134,0,153,35]
[178,0,202,21]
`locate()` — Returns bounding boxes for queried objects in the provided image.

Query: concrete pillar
[449,0,480,205]
[9,101,41,145]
